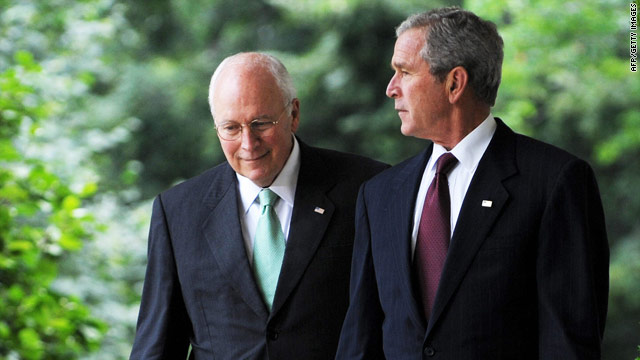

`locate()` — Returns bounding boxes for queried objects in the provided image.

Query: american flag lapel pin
[482,200,493,208]
[314,207,325,214]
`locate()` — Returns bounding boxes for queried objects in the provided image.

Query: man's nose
[386,73,400,98]
[240,126,260,150]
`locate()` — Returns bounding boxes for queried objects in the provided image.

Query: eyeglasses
[215,103,291,141]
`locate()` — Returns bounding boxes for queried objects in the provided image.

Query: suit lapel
[271,143,335,315]
[201,164,269,319]
[389,145,434,331]
[426,119,518,335]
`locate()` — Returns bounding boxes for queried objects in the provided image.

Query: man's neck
[438,105,490,150]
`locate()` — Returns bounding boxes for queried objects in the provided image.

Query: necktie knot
[259,188,278,208]
[435,153,458,175]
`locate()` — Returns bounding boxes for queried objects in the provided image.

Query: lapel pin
[314,207,325,214]
[482,200,493,208]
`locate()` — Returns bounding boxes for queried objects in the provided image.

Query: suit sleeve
[536,159,609,359]
[335,184,385,360]
[130,195,191,359]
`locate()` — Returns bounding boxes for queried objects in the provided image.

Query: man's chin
[400,123,414,137]
[242,168,274,187]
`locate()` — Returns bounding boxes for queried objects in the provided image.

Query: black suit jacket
[336,119,609,359]
[130,140,388,359]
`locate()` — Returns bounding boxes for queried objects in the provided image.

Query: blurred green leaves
[0,0,121,356]
[0,63,106,358]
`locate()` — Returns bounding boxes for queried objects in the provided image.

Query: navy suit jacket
[130,140,388,359]
[336,119,609,359]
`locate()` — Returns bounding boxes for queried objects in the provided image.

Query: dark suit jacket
[130,140,388,359]
[336,119,609,360]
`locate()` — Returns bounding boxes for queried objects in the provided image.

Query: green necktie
[253,188,286,311]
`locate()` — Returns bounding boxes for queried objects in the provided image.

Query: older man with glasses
[130,52,388,360]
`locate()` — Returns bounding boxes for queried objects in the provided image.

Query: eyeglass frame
[214,100,293,141]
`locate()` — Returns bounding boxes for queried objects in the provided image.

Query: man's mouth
[241,151,270,161]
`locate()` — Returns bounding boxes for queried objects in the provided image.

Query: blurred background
[1,0,638,358]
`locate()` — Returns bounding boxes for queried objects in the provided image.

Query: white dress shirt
[237,136,301,263]
[410,115,497,259]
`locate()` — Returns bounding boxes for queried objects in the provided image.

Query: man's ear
[445,66,469,104]
[290,98,300,133]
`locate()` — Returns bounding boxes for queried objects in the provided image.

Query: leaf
[0,140,21,161]
[18,328,44,354]
[58,233,83,251]
[7,240,34,252]
[80,182,98,197]
[7,284,25,303]
[14,51,42,72]
[61,195,81,211]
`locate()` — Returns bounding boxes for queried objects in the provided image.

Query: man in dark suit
[129,52,387,359]
[336,7,608,359]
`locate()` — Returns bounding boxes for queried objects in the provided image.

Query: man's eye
[251,121,272,130]
[222,124,241,132]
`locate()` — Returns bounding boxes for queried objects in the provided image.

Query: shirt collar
[431,114,497,172]
[236,135,301,215]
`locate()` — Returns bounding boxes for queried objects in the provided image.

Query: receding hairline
[208,52,296,117]
[210,54,274,100]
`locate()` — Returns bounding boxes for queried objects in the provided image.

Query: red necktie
[414,152,458,319]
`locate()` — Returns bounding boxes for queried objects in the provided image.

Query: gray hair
[396,7,503,106]
[208,52,297,116]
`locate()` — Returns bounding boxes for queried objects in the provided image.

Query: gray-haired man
[337,7,608,359]
[130,52,387,359]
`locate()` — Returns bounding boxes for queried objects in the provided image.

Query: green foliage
[0,61,106,358]
[0,0,139,357]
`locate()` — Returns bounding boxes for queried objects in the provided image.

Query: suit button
[267,329,279,341]
[423,346,435,357]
